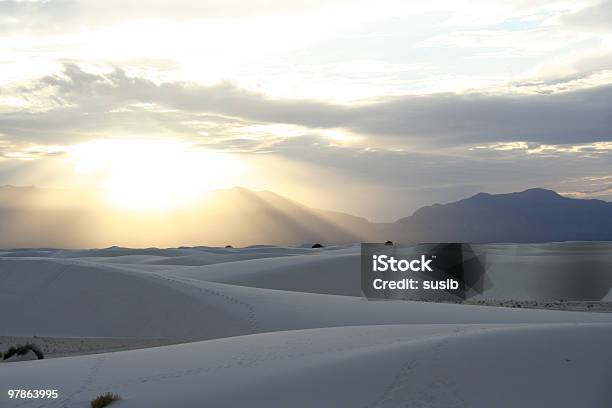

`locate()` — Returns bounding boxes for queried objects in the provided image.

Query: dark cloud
[353,88,612,145]
[39,64,342,125]
[8,64,611,147]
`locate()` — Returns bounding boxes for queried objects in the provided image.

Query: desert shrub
[90,393,121,408]
[3,343,44,360]
[312,243,323,248]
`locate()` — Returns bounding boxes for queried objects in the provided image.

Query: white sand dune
[472,242,612,301]
[2,244,612,407]
[168,251,363,295]
[2,323,611,407]
[0,259,252,338]
[3,253,612,339]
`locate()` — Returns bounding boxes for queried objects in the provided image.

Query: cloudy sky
[1,0,611,220]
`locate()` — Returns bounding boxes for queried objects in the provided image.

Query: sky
[0,0,611,221]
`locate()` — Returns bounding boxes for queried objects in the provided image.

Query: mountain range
[0,186,611,248]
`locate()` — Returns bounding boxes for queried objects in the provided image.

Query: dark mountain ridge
[0,186,610,247]
[390,188,612,243]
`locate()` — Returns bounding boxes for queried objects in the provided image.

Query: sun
[67,138,244,211]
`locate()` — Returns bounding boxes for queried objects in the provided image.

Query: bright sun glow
[68,138,245,211]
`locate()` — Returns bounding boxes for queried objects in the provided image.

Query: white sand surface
[2,244,612,407]
[168,250,363,295]
[2,324,611,407]
[3,252,612,338]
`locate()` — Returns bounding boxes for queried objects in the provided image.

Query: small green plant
[3,343,44,360]
[90,393,121,408]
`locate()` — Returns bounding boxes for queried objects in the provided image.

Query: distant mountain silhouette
[186,187,371,245]
[387,188,612,243]
[0,186,370,248]
[0,185,610,247]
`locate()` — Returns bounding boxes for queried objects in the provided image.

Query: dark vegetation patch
[90,393,121,408]
[3,343,44,360]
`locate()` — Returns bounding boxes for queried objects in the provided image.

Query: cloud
[353,87,612,145]
[2,63,609,148]
[560,174,612,200]
[562,186,612,198]
[1,60,611,218]
[472,141,612,155]
[0,0,582,35]
[419,27,583,53]
[1,1,611,220]
[249,132,612,218]
[561,0,612,31]
[0,0,352,34]
[515,50,612,89]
